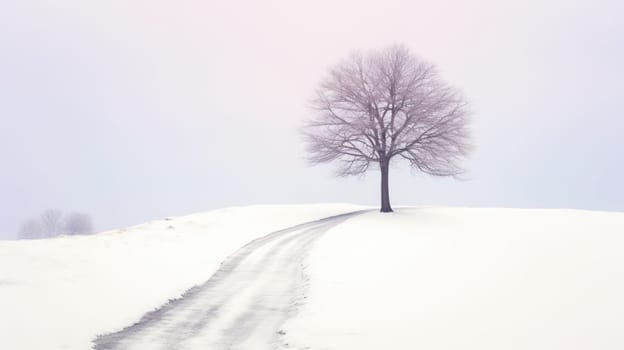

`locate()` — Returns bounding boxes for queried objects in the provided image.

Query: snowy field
[1,205,624,349]
[283,207,624,350]
[0,204,362,349]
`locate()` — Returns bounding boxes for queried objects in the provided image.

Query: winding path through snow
[93,211,362,350]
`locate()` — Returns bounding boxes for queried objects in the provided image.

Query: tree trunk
[380,159,393,212]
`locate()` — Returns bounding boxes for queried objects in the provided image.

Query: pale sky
[1,0,623,239]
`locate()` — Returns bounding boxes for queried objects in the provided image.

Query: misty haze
[1,0,623,349]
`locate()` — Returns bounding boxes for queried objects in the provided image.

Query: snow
[282,207,624,350]
[0,204,362,350]
[3,205,623,350]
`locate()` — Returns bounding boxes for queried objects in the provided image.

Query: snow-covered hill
[1,205,623,350]
[0,204,362,349]
[283,207,624,350]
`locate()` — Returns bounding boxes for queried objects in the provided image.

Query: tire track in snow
[93,211,363,350]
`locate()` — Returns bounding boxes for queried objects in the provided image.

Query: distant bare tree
[65,213,94,235]
[303,45,471,212]
[40,209,64,237]
[18,219,43,239]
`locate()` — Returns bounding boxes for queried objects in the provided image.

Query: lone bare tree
[304,45,471,212]
[65,212,94,235]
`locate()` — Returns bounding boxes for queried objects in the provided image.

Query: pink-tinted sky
[1,0,623,238]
